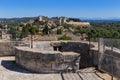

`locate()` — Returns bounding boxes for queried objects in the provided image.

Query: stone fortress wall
[0,41,29,56]
[0,40,120,78]
[0,41,100,73]
[15,41,93,73]
[34,41,92,68]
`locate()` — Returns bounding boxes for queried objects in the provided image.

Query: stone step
[62,73,82,80]
[52,74,62,80]
[78,72,103,80]
[77,67,96,73]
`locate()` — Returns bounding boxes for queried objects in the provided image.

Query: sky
[0,0,120,18]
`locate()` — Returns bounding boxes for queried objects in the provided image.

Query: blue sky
[0,0,120,18]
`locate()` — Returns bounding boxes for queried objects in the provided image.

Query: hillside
[0,17,37,25]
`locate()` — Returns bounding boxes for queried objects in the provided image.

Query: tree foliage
[42,25,50,35]
[69,18,81,22]
[74,22,120,38]
[57,29,62,35]
[20,24,39,38]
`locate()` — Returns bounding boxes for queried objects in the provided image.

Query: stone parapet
[15,47,63,73]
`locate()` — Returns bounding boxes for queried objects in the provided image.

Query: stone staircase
[61,73,81,80]
[60,72,104,80]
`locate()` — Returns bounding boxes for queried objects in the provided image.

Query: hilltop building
[67,22,90,27]
[39,16,48,22]
[0,29,11,41]
[38,16,67,24]
[38,16,90,27]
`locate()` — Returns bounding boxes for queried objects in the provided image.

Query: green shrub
[58,35,72,40]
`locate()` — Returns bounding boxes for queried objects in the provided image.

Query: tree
[42,25,50,35]
[69,18,81,22]
[57,29,62,35]
[9,26,17,40]
[29,26,39,35]
[20,26,29,38]
[0,24,3,29]
[29,25,39,48]
[20,24,39,38]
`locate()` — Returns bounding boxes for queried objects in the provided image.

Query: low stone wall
[99,50,120,78]
[15,47,64,73]
[15,46,82,73]
[34,41,91,68]
[60,42,90,68]
[0,41,29,56]
[0,41,99,71]
[0,42,15,56]
[89,50,100,67]
[33,42,54,51]
[0,41,98,72]
[18,41,93,70]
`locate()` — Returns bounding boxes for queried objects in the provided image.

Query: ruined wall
[0,41,98,70]
[0,41,29,56]
[89,50,100,67]
[34,41,91,69]
[33,42,53,51]
[61,42,90,68]
[15,47,64,73]
[99,50,120,78]
[0,42,15,56]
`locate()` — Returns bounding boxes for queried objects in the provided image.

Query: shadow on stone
[1,60,32,73]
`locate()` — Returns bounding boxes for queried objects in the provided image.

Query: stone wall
[0,42,15,56]
[15,47,64,73]
[0,41,98,70]
[33,42,54,51]
[60,42,90,69]
[34,41,91,69]
[99,50,120,78]
[15,47,81,73]
[0,41,29,56]
[89,50,100,67]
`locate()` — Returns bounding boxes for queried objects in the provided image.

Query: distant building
[0,29,11,41]
[38,16,48,22]
[28,19,34,24]
[59,17,68,24]
[67,22,90,27]
[38,16,68,24]
[38,16,90,27]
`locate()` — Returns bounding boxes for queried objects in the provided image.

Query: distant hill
[0,17,37,25]
[1,16,120,25]
[81,17,120,23]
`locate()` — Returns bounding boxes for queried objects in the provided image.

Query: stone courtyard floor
[0,56,117,80]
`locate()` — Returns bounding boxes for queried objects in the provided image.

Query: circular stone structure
[15,41,90,73]
[15,47,63,73]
